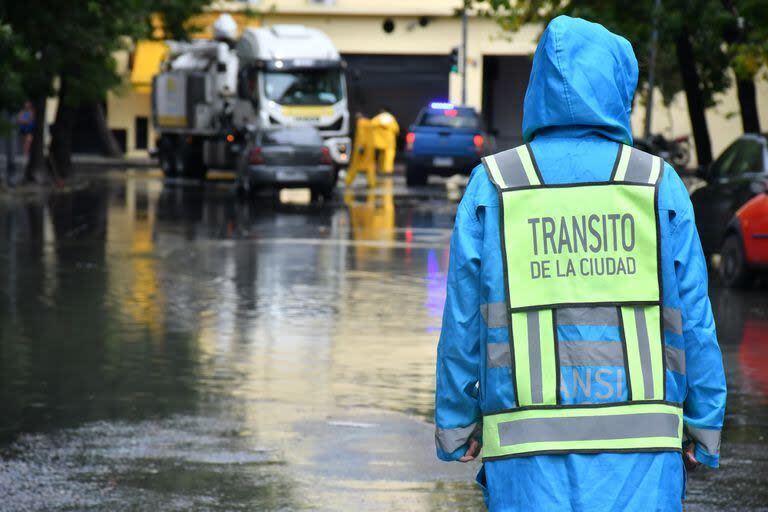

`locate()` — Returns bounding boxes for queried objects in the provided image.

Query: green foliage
[149,0,211,41]
[723,1,768,80]
[0,0,212,112]
[0,23,30,117]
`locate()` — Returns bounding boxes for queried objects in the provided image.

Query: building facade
[101,0,767,167]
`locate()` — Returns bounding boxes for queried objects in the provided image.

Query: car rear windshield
[261,128,322,146]
[419,110,480,129]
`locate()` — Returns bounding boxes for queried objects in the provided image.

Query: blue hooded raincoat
[435,16,727,511]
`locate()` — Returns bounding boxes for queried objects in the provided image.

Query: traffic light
[450,46,460,73]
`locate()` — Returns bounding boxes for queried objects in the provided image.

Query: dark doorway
[343,54,451,148]
[135,117,148,150]
[482,55,532,150]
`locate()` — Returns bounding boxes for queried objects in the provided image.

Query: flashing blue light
[430,102,454,110]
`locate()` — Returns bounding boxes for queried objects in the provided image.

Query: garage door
[482,56,532,150]
[343,54,451,146]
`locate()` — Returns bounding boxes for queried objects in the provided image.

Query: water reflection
[0,176,475,510]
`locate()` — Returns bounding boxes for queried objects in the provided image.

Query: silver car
[237,126,337,200]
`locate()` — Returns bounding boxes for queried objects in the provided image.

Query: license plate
[277,170,307,182]
[433,157,454,168]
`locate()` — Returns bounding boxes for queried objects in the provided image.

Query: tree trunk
[50,79,76,180]
[676,28,713,166]
[24,95,48,183]
[89,101,122,157]
[736,76,760,134]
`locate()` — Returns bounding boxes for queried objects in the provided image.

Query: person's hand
[683,443,701,472]
[459,438,481,462]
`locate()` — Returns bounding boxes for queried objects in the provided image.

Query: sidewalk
[0,153,155,173]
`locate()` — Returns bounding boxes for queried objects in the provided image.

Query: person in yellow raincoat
[371,108,399,174]
[345,113,377,188]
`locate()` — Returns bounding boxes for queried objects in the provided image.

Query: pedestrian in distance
[16,101,35,161]
[371,106,399,175]
[434,16,726,511]
[345,112,377,189]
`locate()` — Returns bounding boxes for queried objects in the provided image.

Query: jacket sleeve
[671,179,727,468]
[435,192,483,461]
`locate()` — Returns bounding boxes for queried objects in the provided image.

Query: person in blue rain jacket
[434,15,726,511]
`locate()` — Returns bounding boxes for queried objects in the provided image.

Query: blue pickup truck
[404,102,488,186]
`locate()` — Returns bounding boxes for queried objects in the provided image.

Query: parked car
[404,102,489,186]
[720,193,768,286]
[236,126,337,201]
[690,134,768,255]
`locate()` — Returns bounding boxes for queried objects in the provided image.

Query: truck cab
[237,25,351,167]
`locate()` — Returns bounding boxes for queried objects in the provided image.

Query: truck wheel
[159,138,177,178]
[720,234,751,287]
[406,165,427,187]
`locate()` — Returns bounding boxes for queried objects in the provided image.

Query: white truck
[152,15,350,179]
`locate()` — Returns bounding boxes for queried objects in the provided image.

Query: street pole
[461,5,468,105]
[643,0,661,139]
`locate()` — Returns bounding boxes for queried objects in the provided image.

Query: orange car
[720,193,768,286]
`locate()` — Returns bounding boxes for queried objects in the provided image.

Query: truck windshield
[263,69,343,105]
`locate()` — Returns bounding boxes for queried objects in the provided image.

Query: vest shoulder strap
[482,144,542,190]
[611,145,664,185]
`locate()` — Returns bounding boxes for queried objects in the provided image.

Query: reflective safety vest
[480,143,683,461]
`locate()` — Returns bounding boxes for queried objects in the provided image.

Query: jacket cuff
[685,425,721,468]
[694,444,719,468]
[435,422,481,461]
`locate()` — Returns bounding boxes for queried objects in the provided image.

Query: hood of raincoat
[522,16,638,145]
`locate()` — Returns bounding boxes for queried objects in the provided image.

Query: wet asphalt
[0,170,765,511]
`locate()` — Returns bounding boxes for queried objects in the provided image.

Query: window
[261,127,322,146]
[712,139,764,179]
[135,116,148,150]
[419,111,480,129]
[263,69,343,106]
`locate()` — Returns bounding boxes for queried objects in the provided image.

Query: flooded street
[0,170,766,511]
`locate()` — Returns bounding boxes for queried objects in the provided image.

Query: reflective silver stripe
[633,307,656,400]
[557,307,619,326]
[624,147,655,184]
[498,412,680,446]
[480,302,508,329]
[488,343,512,369]
[483,304,624,328]
[527,311,543,404]
[665,345,686,374]
[663,307,683,335]
[685,425,721,455]
[488,340,628,369]
[559,341,625,367]
[493,147,532,187]
[435,422,480,453]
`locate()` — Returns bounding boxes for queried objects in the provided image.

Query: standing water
[0,172,765,510]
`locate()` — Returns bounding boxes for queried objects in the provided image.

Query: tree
[721,0,768,134]
[1,0,211,182]
[470,0,734,165]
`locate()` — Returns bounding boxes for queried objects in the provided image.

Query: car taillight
[249,147,264,165]
[406,132,416,151]
[473,134,484,153]
[320,146,333,164]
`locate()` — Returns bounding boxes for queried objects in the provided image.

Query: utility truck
[152,15,350,179]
